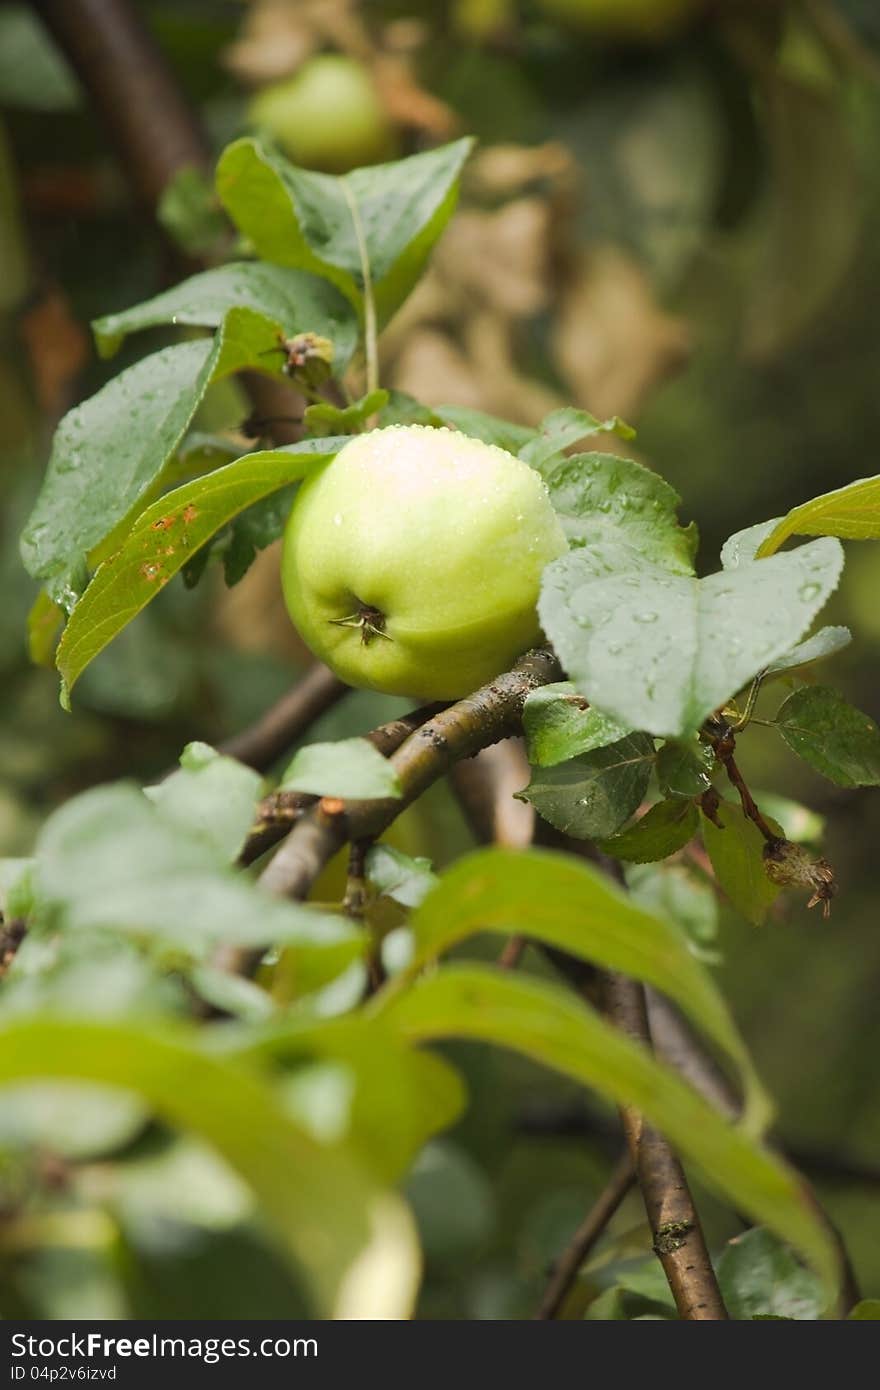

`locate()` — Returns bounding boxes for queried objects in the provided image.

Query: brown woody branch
[238,698,446,867]
[214,649,561,977]
[603,971,729,1319]
[258,648,561,902]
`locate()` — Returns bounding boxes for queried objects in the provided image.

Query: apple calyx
[329,602,391,646]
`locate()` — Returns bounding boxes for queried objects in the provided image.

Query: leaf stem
[342,181,380,404]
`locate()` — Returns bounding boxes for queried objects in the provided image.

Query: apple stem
[329,604,391,646]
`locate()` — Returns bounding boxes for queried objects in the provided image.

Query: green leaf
[156,166,229,258]
[145,742,262,864]
[701,801,782,926]
[35,783,362,968]
[304,389,389,437]
[219,1016,465,1184]
[379,963,838,1299]
[21,340,214,604]
[216,136,473,326]
[600,798,698,864]
[22,305,303,609]
[434,404,536,454]
[518,733,654,840]
[775,685,880,787]
[536,451,697,572]
[656,738,715,798]
[626,861,719,961]
[378,391,444,429]
[849,1300,880,1319]
[763,625,851,678]
[281,738,402,800]
[55,438,341,701]
[0,1015,419,1317]
[539,538,844,738]
[0,5,81,111]
[518,407,635,471]
[93,262,358,369]
[391,845,772,1133]
[220,484,299,588]
[366,845,437,908]
[523,682,630,767]
[720,519,782,570]
[717,1228,825,1321]
[757,475,880,557]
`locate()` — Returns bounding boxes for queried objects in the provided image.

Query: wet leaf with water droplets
[523,681,630,767]
[534,450,697,575]
[775,685,880,787]
[540,537,844,737]
[93,262,358,368]
[216,137,473,326]
[55,438,343,702]
[517,733,654,839]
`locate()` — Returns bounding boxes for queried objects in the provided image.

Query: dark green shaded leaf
[518,734,654,840]
[93,262,358,369]
[701,801,782,926]
[21,340,215,605]
[378,391,444,428]
[717,1228,825,1320]
[656,738,715,798]
[775,685,880,787]
[600,798,698,864]
[304,389,388,437]
[522,681,630,767]
[434,404,536,454]
[156,167,229,258]
[216,136,473,326]
[55,438,341,701]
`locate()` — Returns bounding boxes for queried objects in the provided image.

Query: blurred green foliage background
[0,0,878,1318]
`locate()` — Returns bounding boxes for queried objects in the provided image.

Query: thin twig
[0,920,27,978]
[535,1151,635,1320]
[238,698,446,866]
[603,971,729,1320]
[497,936,527,970]
[217,649,562,977]
[259,649,560,902]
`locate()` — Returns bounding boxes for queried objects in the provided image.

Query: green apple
[536,0,701,41]
[282,425,567,700]
[248,55,396,173]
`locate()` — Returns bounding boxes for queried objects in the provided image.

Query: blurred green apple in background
[248,54,397,173]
